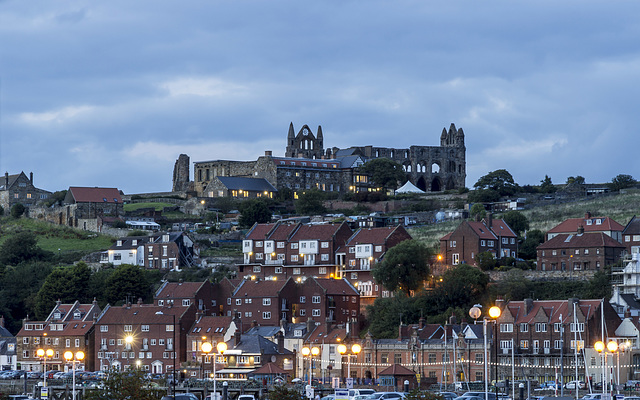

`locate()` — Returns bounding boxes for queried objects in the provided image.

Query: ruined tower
[172,154,191,192]
[284,123,325,159]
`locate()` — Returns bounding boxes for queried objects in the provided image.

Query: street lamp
[212,341,227,400]
[489,306,501,397]
[36,348,54,388]
[608,341,619,395]
[125,335,134,369]
[594,340,618,395]
[338,343,362,385]
[202,341,213,380]
[156,310,176,396]
[301,346,320,385]
[64,351,85,400]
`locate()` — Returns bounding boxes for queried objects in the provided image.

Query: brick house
[154,280,216,314]
[301,323,349,381]
[536,230,625,271]
[143,232,197,270]
[227,278,298,329]
[546,212,624,242]
[16,300,101,372]
[63,187,123,231]
[241,222,353,279]
[341,226,412,305]
[621,215,640,255]
[93,301,197,373]
[0,171,51,211]
[293,278,360,328]
[185,315,237,378]
[439,216,518,266]
[493,298,621,384]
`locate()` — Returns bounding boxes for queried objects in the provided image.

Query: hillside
[408,191,640,250]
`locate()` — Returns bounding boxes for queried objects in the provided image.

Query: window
[291,243,299,250]
[263,298,271,306]
[520,323,528,333]
[291,255,298,262]
[520,340,529,349]
[570,322,585,332]
[535,323,547,332]
[124,325,133,332]
[320,254,329,261]
[500,323,513,333]
[275,267,283,273]
[312,296,321,303]
[554,323,562,332]
[312,309,321,317]
[481,240,486,246]
[101,325,109,332]
[263,312,271,319]
[299,309,306,316]
[450,240,457,248]
[236,299,242,306]
[182,299,190,306]
[277,242,285,248]
[500,340,513,349]
[554,340,562,349]
[166,325,174,332]
[253,265,261,272]
[381,353,389,363]
[502,238,508,244]
[141,325,149,332]
[300,296,306,303]
[488,240,494,247]
[321,242,329,248]
[452,253,459,265]
[75,339,80,347]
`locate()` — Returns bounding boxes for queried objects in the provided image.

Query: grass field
[123,202,177,212]
[0,217,114,253]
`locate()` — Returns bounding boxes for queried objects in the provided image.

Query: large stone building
[0,171,51,211]
[178,122,466,198]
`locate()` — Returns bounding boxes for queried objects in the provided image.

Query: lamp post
[64,350,85,400]
[337,343,362,386]
[125,335,134,369]
[156,310,176,396]
[36,348,54,387]
[489,306,502,397]
[212,341,227,400]
[301,346,320,385]
[607,341,618,395]
[202,340,212,380]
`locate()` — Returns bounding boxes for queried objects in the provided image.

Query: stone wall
[488,269,597,282]
[323,199,411,213]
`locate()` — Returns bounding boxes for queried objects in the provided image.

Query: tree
[473,169,518,196]
[211,264,237,283]
[359,158,406,191]
[103,264,155,305]
[539,175,556,193]
[519,229,545,260]
[469,203,486,220]
[43,190,68,207]
[609,174,637,191]
[475,251,497,271]
[0,232,51,266]
[295,189,326,215]
[372,240,430,296]
[267,382,303,400]
[467,189,500,203]
[84,368,164,400]
[10,203,26,218]
[238,199,272,227]
[431,263,489,311]
[566,176,585,185]
[502,210,529,236]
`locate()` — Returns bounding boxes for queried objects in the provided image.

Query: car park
[238,395,256,400]
[437,392,458,400]
[565,381,586,390]
[160,395,199,400]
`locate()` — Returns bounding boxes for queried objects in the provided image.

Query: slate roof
[0,173,24,190]
[67,187,122,204]
[312,278,359,296]
[245,326,282,338]
[227,334,291,355]
[216,176,277,192]
[271,157,340,169]
[190,316,233,336]
[623,216,640,235]
[537,232,625,250]
[109,236,150,251]
[233,279,287,298]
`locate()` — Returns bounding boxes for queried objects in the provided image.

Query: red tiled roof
[189,316,233,336]
[290,224,346,241]
[250,362,290,375]
[503,299,605,324]
[97,304,187,325]
[305,325,347,345]
[467,221,497,240]
[246,223,277,240]
[156,281,205,299]
[488,219,517,238]
[379,364,416,376]
[68,187,122,203]
[233,279,287,298]
[268,223,299,241]
[537,232,625,250]
[313,278,358,295]
[347,226,412,245]
[548,216,624,234]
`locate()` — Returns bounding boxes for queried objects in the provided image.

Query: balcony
[265,259,284,265]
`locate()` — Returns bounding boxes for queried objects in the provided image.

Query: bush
[10,203,25,218]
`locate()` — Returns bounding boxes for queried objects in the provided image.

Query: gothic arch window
[431,163,440,174]
[405,150,409,158]
[390,150,394,158]
[376,150,380,157]
[405,164,412,173]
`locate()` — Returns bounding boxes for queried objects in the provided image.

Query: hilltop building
[174,122,466,198]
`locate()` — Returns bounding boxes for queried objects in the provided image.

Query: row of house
[241,222,412,309]
[101,231,197,270]
[16,296,637,387]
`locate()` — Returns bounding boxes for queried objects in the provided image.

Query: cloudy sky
[1,1,639,194]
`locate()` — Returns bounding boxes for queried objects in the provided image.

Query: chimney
[625,307,632,319]
[577,225,584,234]
[265,151,272,157]
[585,212,591,219]
[280,318,287,331]
[251,320,258,329]
[419,316,425,330]
[30,172,33,185]
[276,331,285,354]
[449,313,457,325]
[0,315,4,328]
[487,212,493,228]
[4,172,8,188]
[137,297,143,306]
[306,318,314,334]
[235,329,241,346]
[325,318,332,334]
[495,297,504,313]
[524,298,534,315]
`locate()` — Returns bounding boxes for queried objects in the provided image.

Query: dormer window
[117,240,122,246]
[54,312,62,319]
[74,311,81,319]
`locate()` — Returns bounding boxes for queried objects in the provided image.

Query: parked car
[565,381,586,390]
[238,396,256,400]
[437,393,458,400]
[580,394,601,400]
[161,395,199,400]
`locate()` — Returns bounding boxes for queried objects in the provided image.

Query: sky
[1,1,639,194]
